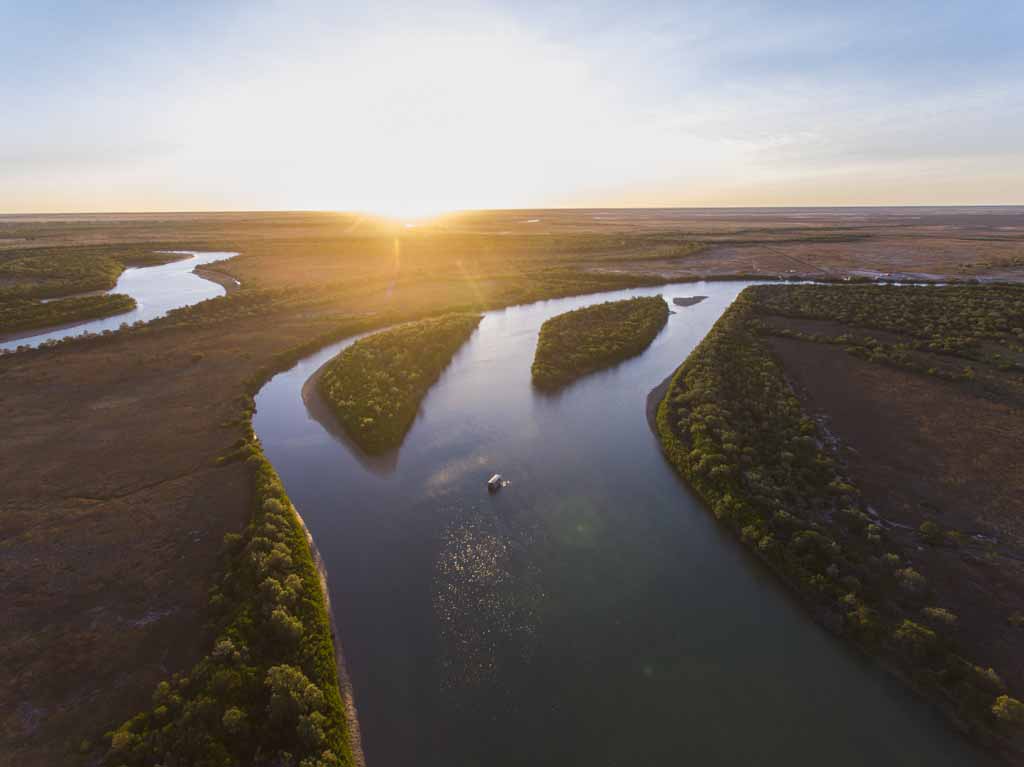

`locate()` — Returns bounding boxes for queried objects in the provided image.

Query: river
[253,281,987,766]
[0,250,236,351]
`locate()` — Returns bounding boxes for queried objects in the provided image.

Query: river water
[254,281,985,766]
[0,251,236,351]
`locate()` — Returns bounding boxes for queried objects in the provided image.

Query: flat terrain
[760,295,1024,697]
[658,281,1024,758]
[1,208,1022,764]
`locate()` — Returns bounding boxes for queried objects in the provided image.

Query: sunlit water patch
[254,281,991,767]
[433,509,543,694]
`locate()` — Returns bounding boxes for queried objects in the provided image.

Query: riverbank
[654,285,1023,761]
[5,209,1022,765]
[0,295,136,342]
[645,365,678,434]
[256,280,994,767]
[292,500,367,767]
[0,251,237,352]
[0,310,129,345]
[193,266,242,293]
[301,356,400,475]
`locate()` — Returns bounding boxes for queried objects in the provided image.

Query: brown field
[768,334,1024,690]
[1,208,1023,765]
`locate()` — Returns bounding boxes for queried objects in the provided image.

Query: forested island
[318,313,483,453]
[657,283,1024,757]
[532,295,669,390]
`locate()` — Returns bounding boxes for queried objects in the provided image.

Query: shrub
[921,606,958,626]
[270,607,305,646]
[222,707,248,737]
[266,665,325,727]
[918,520,943,545]
[897,567,928,596]
[992,695,1024,725]
[894,619,937,659]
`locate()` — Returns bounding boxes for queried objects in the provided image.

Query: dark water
[0,250,236,351]
[254,282,986,767]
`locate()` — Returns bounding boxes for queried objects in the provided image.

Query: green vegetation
[656,286,1020,744]
[0,246,187,300]
[753,283,1024,369]
[532,295,669,390]
[318,313,482,453]
[104,448,353,767]
[0,293,135,334]
[0,249,124,299]
[0,246,191,337]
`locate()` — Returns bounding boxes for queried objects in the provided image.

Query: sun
[360,199,455,223]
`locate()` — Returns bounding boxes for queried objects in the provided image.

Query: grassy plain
[0,208,1022,765]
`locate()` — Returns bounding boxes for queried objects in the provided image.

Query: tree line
[103,443,355,767]
[656,287,1022,751]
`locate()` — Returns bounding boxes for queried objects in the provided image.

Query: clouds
[1,0,1021,212]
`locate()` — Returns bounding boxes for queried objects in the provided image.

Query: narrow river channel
[254,281,986,766]
[0,250,236,351]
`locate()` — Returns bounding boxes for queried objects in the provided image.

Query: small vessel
[487,473,503,493]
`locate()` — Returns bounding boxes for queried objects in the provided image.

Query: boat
[487,473,503,492]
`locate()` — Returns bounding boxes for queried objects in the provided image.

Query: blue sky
[2,0,1022,213]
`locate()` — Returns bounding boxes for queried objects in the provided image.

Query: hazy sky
[2,0,1023,215]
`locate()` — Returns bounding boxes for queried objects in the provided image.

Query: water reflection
[301,358,402,476]
[254,281,989,767]
[433,510,543,693]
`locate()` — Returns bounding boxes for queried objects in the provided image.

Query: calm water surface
[0,251,236,351]
[254,282,986,767]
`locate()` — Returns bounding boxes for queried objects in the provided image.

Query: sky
[2,0,1023,215]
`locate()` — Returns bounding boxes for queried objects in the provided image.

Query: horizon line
[3,202,1024,218]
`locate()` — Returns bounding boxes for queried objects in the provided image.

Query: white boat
[487,473,503,492]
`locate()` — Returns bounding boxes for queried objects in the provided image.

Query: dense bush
[0,247,187,300]
[0,293,135,333]
[103,452,353,766]
[0,247,193,336]
[656,287,1019,744]
[318,313,482,453]
[531,295,669,389]
[750,283,1024,364]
